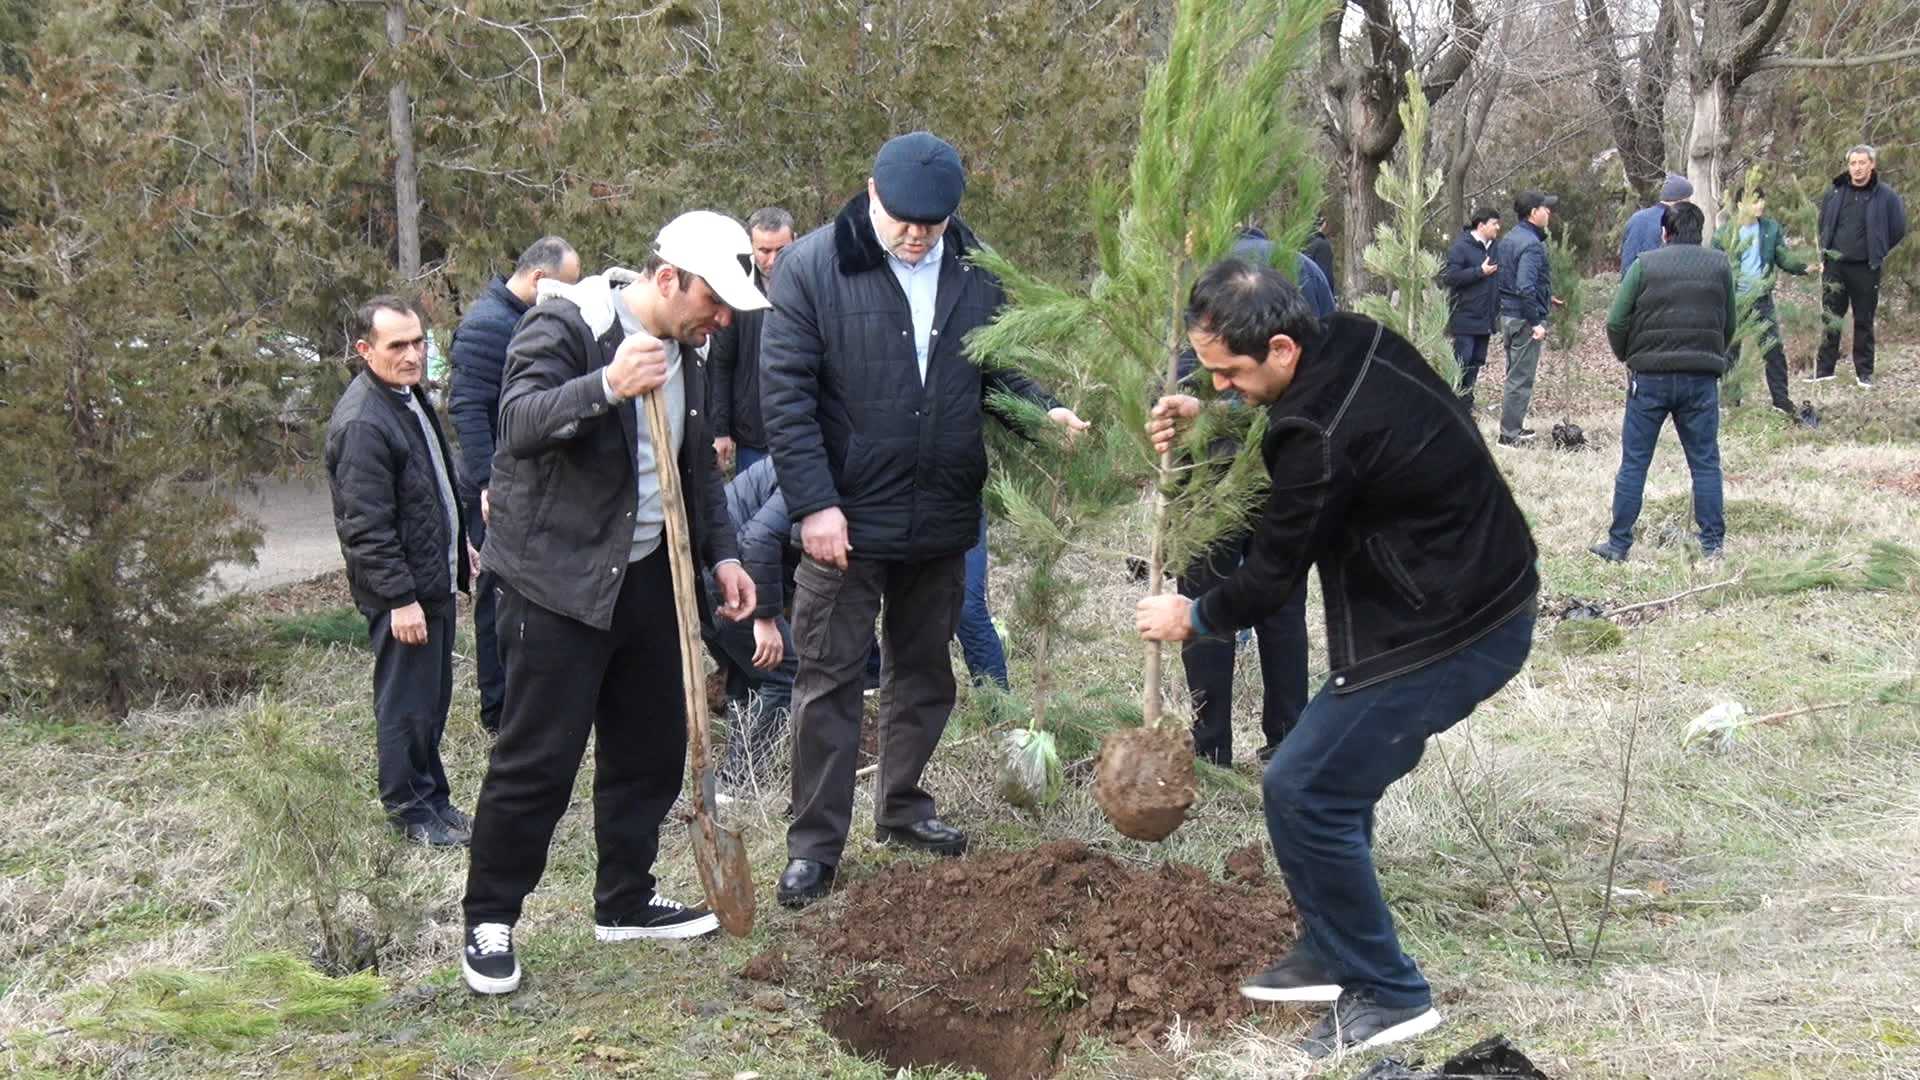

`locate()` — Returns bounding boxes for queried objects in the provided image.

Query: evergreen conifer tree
[1353,72,1454,387]
[967,0,1326,836]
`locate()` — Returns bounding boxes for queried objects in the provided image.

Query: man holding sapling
[1135,259,1538,1058]
[761,131,1086,908]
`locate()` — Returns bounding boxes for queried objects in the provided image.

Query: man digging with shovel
[458,212,764,995]
[1135,259,1539,1058]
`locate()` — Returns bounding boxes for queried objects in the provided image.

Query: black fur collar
[832,190,979,276]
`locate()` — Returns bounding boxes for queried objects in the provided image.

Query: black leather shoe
[875,817,969,856]
[776,859,836,909]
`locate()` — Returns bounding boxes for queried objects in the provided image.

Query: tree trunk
[1341,150,1385,297]
[386,0,420,281]
[1686,71,1732,230]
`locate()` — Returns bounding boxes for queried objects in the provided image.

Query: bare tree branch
[1750,43,1920,72]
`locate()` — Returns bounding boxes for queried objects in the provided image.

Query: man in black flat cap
[761,131,1087,907]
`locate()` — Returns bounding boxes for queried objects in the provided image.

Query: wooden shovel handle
[640,389,715,813]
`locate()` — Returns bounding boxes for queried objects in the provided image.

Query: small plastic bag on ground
[1355,1035,1551,1079]
[997,728,1064,809]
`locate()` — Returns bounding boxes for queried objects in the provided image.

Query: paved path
[212,476,342,594]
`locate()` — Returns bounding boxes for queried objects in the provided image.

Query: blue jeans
[1607,372,1724,554]
[734,443,768,476]
[1264,606,1535,1008]
[956,512,1009,688]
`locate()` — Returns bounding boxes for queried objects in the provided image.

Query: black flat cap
[872,132,966,224]
[1515,189,1559,216]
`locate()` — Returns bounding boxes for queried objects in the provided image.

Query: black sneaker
[1239,945,1341,1003]
[1299,989,1443,1059]
[1857,376,1875,389]
[436,805,473,833]
[395,818,468,848]
[1587,542,1627,563]
[594,893,720,941]
[461,922,520,995]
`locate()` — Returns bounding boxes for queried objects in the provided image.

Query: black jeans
[1452,333,1490,403]
[368,603,456,825]
[1178,534,1309,765]
[1264,605,1534,1008]
[462,550,687,925]
[1817,261,1880,379]
[465,495,503,733]
[1736,292,1794,412]
[786,553,966,865]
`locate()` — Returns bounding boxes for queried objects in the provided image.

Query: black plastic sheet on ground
[1354,1035,1551,1079]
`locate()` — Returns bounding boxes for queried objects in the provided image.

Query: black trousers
[1178,534,1310,765]
[462,549,687,925]
[367,603,455,825]
[1817,261,1880,379]
[1735,292,1795,412]
[465,495,503,733]
[786,553,966,865]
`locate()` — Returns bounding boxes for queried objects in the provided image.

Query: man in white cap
[457,211,765,996]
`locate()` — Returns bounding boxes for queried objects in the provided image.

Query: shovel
[642,387,756,937]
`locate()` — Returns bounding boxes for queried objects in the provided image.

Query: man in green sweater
[1714,188,1815,426]
[1590,201,1736,562]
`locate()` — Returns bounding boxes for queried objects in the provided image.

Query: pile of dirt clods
[773,839,1299,1079]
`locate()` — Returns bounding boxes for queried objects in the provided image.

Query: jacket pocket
[1365,533,1428,611]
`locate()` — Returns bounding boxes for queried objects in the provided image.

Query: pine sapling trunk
[1141,277,1186,730]
[1029,475,1065,734]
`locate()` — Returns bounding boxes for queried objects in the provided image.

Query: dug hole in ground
[745,838,1298,1079]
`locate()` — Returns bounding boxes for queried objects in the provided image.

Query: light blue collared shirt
[885,236,943,384]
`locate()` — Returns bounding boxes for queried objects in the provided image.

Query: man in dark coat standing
[447,236,579,734]
[1811,145,1907,388]
[761,132,1086,907]
[1440,207,1502,406]
[325,296,471,847]
[1590,201,1736,562]
[1494,190,1556,446]
[708,207,796,474]
[457,212,763,996]
[1137,260,1538,1058]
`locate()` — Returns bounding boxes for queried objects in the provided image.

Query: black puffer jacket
[1441,228,1501,335]
[325,370,470,616]
[483,274,738,631]
[720,456,794,619]
[707,266,772,450]
[447,276,530,507]
[761,192,1058,561]
[1194,314,1539,694]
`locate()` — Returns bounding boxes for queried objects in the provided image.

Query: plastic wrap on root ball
[998,728,1064,809]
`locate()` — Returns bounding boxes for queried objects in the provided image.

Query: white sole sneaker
[1360,1006,1444,1048]
[1239,983,1343,1003]
[594,912,720,941]
[461,954,521,995]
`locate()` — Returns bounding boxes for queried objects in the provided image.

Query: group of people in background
[319,132,1903,1058]
[1438,146,1907,562]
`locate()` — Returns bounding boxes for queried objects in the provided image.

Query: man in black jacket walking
[448,236,579,734]
[1137,260,1538,1058]
[1811,145,1907,388]
[1590,201,1735,561]
[708,207,795,475]
[325,296,471,848]
[458,212,763,996]
[1495,190,1556,445]
[762,132,1085,907]
[1441,208,1502,406]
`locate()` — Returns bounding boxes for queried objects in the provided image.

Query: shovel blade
[693,815,756,937]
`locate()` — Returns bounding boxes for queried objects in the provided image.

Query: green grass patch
[266,606,367,649]
[65,951,383,1049]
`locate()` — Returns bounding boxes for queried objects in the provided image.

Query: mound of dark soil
[802,839,1297,1079]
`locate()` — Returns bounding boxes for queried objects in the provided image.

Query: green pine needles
[967,0,1328,727]
[1354,71,1455,386]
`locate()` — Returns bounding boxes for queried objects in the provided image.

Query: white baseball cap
[654,210,771,311]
